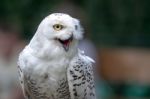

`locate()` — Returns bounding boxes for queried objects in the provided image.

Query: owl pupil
[56,25,60,28]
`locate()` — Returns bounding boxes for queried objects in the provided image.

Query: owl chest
[26,59,70,82]
[24,59,71,98]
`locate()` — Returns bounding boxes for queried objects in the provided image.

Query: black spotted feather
[67,54,96,99]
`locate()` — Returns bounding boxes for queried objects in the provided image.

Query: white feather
[18,13,96,99]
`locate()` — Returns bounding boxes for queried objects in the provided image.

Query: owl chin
[57,35,73,52]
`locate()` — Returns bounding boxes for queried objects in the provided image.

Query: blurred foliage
[0,0,150,46]
[87,0,150,47]
[0,0,85,40]
[0,0,61,39]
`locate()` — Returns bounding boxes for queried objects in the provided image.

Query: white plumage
[18,13,96,99]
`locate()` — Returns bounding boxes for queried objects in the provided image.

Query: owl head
[36,13,83,52]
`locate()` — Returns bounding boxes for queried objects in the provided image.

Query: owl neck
[29,34,78,60]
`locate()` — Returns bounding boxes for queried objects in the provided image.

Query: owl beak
[58,35,73,52]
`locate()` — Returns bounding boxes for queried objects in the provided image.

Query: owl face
[37,13,83,51]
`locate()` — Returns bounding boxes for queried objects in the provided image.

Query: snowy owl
[18,13,96,99]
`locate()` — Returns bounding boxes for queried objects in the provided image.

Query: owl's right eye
[53,24,64,31]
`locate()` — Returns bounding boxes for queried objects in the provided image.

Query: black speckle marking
[68,57,96,98]
[75,25,78,30]
[44,74,48,79]
[74,92,77,96]
[70,70,74,75]
[56,79,70,99]
[24,76,49,99]
[18,65,22,72]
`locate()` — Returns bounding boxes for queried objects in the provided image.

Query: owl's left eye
[53,24,64,31]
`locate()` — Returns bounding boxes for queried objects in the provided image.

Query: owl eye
[53,24,63,31]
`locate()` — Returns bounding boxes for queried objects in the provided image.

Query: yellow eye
[53,24,63,31]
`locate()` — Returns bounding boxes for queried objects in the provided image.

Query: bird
[18,13,96,99]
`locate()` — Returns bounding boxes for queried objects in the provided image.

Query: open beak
[58,35,73,52]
